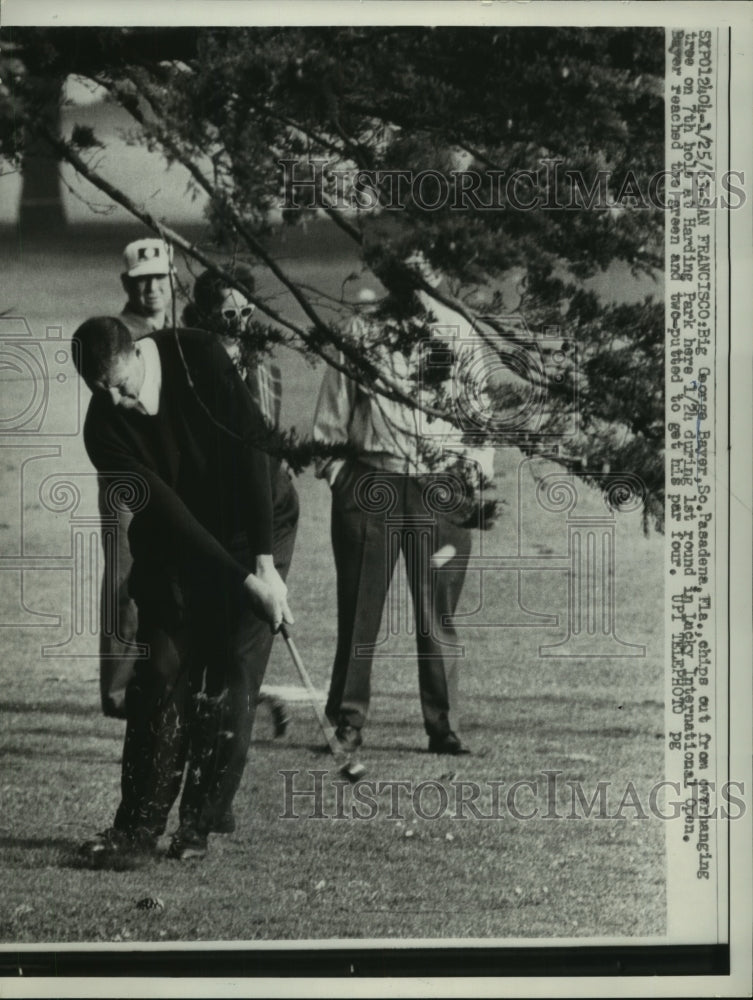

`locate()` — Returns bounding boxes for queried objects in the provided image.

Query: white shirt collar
[135,337,161,416]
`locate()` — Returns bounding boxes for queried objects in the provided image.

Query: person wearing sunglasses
[184,267,300,751]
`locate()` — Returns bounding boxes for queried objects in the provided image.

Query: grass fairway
[0,229,665,945]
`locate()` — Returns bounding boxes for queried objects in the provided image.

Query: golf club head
[339,760,367,783]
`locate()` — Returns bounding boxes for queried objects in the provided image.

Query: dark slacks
[326,460,471,738]
[113,478,298,838]
[97,478,138,718]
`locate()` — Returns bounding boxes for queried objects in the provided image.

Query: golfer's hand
[242,573,288,631]
[254,556,294,631]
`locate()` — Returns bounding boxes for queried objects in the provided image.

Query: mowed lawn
[0,228,665,944]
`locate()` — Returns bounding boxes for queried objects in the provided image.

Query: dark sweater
[84,328,274,603]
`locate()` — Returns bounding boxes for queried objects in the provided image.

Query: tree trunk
[19,76,66,235]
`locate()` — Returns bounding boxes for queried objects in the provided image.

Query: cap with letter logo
[122,238,174,278]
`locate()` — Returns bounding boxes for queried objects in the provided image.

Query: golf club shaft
[278,624,349,763]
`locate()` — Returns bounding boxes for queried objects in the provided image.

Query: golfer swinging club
[99,237,174,719]
[73,315,292,863]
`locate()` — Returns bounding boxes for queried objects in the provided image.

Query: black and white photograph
[0,1,750,996]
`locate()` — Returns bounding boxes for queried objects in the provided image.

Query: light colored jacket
[313,295,495,486]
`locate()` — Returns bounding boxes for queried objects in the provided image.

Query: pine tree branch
[39,126,459,421]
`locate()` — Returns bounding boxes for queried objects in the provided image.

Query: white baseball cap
[122,238,173,278]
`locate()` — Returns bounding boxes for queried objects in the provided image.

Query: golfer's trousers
[113,477,298,838]
[326,460,471,737]
[97,480,138,718]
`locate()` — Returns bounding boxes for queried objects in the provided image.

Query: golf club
[278,624,366,782]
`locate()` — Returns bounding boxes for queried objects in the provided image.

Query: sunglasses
[221,305,255,322]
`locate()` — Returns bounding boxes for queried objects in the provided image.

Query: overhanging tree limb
[37,127,462,420]
[2,25,665,530]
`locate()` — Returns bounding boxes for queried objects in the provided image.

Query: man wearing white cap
[120,237,174,337]
[98,238,174,718]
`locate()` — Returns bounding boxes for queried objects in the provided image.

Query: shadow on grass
[287,721,660,754]
[0,834,77,852]
[62,850,157,873]
[375,691,664,710]
[0,833,140,875]
[0,746,118,764]
[0,701,100,717]
[301,741,431,757]
[5,725,118,739]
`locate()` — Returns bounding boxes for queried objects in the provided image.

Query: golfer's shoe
[79,826,156,865]
[167,825,208,861]
[267,696,291,738]
[428,731,471,756]
[334,724,363,754]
